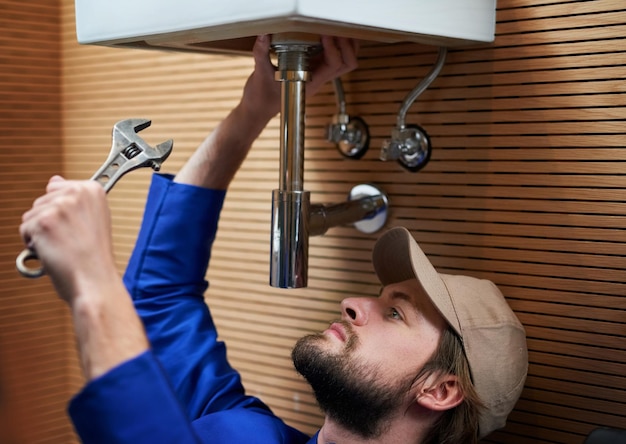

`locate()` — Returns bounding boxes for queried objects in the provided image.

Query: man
[20,35,528,443]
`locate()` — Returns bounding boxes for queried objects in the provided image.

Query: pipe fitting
[326,78,370,159]
[381,47,446,172]
[380,124,432,172]
[270,190,311,288]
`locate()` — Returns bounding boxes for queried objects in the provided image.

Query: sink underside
[76,0,496,54]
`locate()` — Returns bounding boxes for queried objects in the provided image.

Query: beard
[291,321,414,439]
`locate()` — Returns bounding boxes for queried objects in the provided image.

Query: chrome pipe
[332,78,347,115]
[309,192,387,237]
[270,190,310,288]
[278,76,306,191]
[269,36,389,288]
[396,47,447,129]
[270,37,317,288]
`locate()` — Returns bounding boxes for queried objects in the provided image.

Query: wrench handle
[16,247,45,278]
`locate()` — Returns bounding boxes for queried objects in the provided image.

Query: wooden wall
[1,0,624,442]
[0,1,75,443]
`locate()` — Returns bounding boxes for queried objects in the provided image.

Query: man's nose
[341,297,377,326]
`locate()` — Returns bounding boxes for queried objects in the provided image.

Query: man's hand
[309,35,359,94]
[175,34,359,190]
[240,35,359,123]
[19,176,117,304]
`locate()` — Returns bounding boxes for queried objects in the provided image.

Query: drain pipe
[269,33,389,288]
[270,33,319,288]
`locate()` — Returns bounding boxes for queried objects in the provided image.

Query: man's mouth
[325,322,349,342]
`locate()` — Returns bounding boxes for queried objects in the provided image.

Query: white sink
[75,0,496,54]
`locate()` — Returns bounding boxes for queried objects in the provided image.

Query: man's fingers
[324,36,358,74]
[252,35,276,75]
[308,36,359,95]
[336,37,359,74]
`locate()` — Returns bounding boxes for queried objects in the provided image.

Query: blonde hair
[417,326,484,444]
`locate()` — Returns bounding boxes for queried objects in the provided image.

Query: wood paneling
[0,1,73,443]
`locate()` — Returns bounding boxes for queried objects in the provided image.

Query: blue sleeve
[68,351,314,444]
[123,173,265,418]
[68,174,313,444]
[69,351,202,444]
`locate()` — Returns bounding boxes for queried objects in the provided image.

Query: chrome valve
[380,124,431,172]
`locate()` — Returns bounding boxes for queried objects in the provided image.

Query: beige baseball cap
[372,227,528,438]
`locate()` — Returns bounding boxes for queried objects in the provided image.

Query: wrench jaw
[92,119,174,192]
[110,118,153,155]
[118,118,152,134]
[149,139,174,171]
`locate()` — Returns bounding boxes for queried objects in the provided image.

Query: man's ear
[416,374,464,412]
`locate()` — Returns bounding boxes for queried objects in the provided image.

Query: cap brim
[372,227,462,336]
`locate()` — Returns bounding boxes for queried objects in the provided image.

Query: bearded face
[291,320,415,439]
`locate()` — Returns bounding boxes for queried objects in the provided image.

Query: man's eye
[389,308,402,320]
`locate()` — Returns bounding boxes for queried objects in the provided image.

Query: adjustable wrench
[17,118,173,278]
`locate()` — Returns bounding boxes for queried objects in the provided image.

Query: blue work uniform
[68,174,318,444]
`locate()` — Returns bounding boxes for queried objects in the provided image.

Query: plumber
[19,35,527,444]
